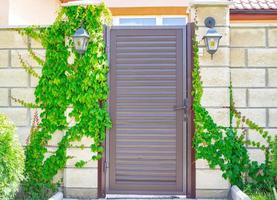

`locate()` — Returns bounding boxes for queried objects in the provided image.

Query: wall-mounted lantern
[72,26,90,55]
[203,17,222,59]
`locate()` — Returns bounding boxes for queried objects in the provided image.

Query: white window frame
[113,15,188,26]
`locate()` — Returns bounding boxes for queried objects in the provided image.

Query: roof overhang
[230,9,277,20]
[231,9,277,14]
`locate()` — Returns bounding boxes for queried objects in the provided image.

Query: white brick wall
[11,88,35,106]
[11,49,45,67]
[0,29,37,147]
[0,88,9,106]
[230,28,266,47]
[0,108,29,126]
[196,170,229,189]
[201,88,229,107]
[0,69,29,87]
[0,30,28,48]
[200,48,230,67]
[64,168,98,188]
[248,49,277,67]
[191,4,231,198]
[231,69,266,87]
[268,69,277,86]
[0,50,9,67]
[268,28,277,47]
[269,109,277,127]
[200,67,229,87]
[232,89,247,107]
[0,28,98,198]
[230,24,277,167]
[230,48,245,67]
[194,7,277,198]
[1,21,276,198]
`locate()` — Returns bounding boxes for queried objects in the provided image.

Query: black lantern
[203,17,222,58]
[72,26,90,55]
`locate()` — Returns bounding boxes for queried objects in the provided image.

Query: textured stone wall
[190,4,231,198]
[1,18,276,199]
[0,28,98,198]
[230,24,277,164]
[190,3,277,197]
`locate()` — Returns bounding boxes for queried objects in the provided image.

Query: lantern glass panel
[82,38,89,52]
[73,36,89,54]
[207,37,219,51]
[73,37,83,50]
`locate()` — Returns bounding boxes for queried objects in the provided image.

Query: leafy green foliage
[75,160,87,168]
[0,113,25,200]
[232,108,276,191]
[18,4,112,199]
[247,191,275,200]
[192,38,276,192]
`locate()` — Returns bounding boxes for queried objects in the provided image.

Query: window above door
[113,16,187,26]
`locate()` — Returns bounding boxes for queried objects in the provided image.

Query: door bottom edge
[106,194,187,199]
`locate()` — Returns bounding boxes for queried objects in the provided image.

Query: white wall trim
[0,25,48,29]
[62,0,189,8]
[62,0,102,7]
[189,0,233,6]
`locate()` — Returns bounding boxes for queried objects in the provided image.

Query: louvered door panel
[109,28,185,194]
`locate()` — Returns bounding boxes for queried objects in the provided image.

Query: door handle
[175,106,187,110]
[175,98,188,110]
[175,98,188,121]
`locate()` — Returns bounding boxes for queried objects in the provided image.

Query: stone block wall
[190,2,277,197]
[190,3,231,198]
[230,24,277,163]
[1,16,276,199]
[0,29,35,145]
[0,28,98,198]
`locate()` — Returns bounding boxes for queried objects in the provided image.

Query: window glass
[119,18,156,26]
[162,17,186,25]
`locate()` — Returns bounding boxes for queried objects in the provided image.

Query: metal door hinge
[183,98,188,121]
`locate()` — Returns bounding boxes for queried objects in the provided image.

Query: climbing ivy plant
[17,4,112,199]
[15,4,276,198]
[192,38,276,191]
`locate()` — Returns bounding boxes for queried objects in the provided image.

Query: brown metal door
[108,27,186,194]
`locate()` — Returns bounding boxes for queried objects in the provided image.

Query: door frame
[98,23,196,198]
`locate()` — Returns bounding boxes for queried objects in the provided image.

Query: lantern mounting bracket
[204,17,216,28]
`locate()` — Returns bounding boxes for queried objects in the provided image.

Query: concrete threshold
[106,194,187,199]
[64,197,226,200]
[63,198,224,200]
[64,194,227,200]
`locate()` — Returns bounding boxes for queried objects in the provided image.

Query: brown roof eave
[230,9,277,14]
